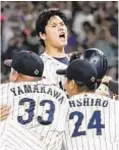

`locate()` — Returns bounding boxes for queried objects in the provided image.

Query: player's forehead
[47,15,64,25]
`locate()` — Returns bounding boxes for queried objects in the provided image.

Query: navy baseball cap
[56,59,98,89]
[4,51,44,77]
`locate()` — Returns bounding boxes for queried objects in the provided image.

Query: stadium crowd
[1,1,118,83]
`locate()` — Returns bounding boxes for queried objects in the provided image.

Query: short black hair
[36,8,67,47]
[67,78,96,91]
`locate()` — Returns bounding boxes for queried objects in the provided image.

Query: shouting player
[36,9,69,88]
[0,51,68,150]
[57,59,119,150]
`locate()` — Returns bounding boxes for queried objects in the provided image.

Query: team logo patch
[34,69,39,75]
[90,76,95,82]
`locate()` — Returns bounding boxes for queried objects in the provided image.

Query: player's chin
[59,41,67,47]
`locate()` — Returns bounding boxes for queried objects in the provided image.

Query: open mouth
[59,33,65,39]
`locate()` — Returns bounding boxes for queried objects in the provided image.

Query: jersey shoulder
[70,93,119,106]
[0,82,16,92]
[44,84,68,99]
[71,93,113,100]
[0,81,67,99]
[0,81,38,91]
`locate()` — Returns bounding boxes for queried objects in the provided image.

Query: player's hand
[96,83,110,97]
[112,94,118,100]
[69,52,82,63]
[0,105,11,121]
[102,76,112,85]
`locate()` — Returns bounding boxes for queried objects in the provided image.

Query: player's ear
[39,32,46,40]
[69,80,76,91]
[9,69,19,82]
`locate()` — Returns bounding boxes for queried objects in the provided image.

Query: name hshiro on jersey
[63,93,119,150]
[69,96,108,108]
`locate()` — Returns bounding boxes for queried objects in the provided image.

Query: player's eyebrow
[47,20,56,26]
[60,21,65,25]
[50,22,57,26]
[49,21,64,26]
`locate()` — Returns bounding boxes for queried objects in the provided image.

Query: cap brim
[4,59,12,67]
[56,69,67,75]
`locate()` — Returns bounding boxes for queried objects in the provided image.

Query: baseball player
[69,48,115,98]
[0,51,68,150]
[36,9,69,88]
[57,58,119,150]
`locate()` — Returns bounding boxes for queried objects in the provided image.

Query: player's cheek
[64,26,68,36]
[64,81,68,92]
[49,32,58,42]
[9,74,12,81]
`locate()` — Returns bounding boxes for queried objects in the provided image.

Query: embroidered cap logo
[90,76,95,82]
[34,69,39,75]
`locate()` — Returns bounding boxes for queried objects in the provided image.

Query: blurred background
[1,1,118,83]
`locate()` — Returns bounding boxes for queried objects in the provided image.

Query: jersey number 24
[69,111,105,137]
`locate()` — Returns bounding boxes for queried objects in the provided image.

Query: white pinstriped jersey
[0,81,68,150]
[63,93,119,150]
[0,120,47,150]
[41,53,68,88]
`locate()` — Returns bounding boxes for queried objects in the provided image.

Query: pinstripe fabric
[0,82,68,150]
[63,93,119,150]
[41,53,68,88]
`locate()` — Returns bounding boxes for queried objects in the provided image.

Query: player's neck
[71,89,95,96]
[16,76,41,82]
[45,45,66,58]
